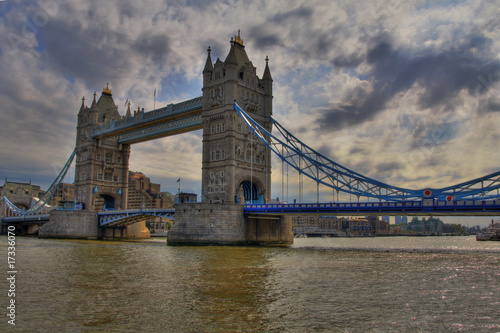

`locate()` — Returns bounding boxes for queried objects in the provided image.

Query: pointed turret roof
[203,46,213,73]
[78,96,86,116]
[90,92,98,112]
[263,55,272,81]
[125,101,132,118]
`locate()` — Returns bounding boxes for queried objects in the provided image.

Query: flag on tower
[177,178,180,182]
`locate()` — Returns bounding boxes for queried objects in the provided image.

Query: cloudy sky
[1,0,499,222]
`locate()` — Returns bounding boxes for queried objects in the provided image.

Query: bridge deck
[244,199,500,216]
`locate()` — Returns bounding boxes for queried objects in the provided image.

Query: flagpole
[154,88,156,110]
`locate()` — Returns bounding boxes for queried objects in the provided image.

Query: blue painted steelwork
[91,96,203,142]
[234,102,500,202]
[4,149,76,216]
[2,214,51,223]
[98,208,175,227]
[243,199,500,216]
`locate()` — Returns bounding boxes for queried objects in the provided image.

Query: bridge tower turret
[74,85,131,211]
[201,31,273,204]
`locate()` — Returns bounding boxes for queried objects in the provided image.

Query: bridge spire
[78,96,86,116]
[91,92,98,111]
[125,101,132,118]
[263,55,272,81]
[203,46,213,73]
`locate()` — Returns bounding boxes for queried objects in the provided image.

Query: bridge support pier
[167,203,293,246]
[39,210,149,240]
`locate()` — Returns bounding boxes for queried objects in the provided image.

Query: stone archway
[95,194,116,210]
[238,180,263,203]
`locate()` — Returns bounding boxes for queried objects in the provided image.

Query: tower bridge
[3,31,500,243]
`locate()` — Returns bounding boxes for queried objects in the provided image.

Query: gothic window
[104,172,113,181]
[215,72,221,80]
[215,151,220,160]
[216,124,221,133]
[113,176,118,182]
[237,124,242,132]
[221,122,225,132]
[211,125,215,134]
[97,174,103,180]
[221,149,225,159]
[96,154,101,161]
[105,152,113,163]
[220,171,224,178]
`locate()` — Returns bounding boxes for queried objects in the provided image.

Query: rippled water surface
[2,236,499,332]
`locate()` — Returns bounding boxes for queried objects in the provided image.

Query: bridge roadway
[244,199,500,216]
[4,199,499,228]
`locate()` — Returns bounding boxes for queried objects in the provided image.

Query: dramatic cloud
[316,35,500,132]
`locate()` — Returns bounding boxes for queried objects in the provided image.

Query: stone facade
[74,86,131,211]
[201,32,273,204]
[168,203,246,245]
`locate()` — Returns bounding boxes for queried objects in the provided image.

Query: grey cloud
[316,34,500,132]
[132,32,170,64]
[269,6,313,24]
[42,18,132,87]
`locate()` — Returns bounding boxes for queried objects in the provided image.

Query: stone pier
[39,210,149,240]
[167,203,293,246]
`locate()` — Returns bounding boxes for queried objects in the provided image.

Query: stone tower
[201,31,273,204]
[74,84,131,210]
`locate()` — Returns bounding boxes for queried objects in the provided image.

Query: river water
[2,236,499,332]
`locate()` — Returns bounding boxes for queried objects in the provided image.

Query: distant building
[49,183,76,206]
[408,217,443,235]
[127,171,174,234]
[126,171,173,209]
[175,192,198,204]
[292,215,389,236]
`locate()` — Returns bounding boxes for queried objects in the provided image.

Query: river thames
[2,236,499,332]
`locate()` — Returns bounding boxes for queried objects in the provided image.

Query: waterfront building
[409,217,443,235]
[292,215,389,236]
[50,183,76,206]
